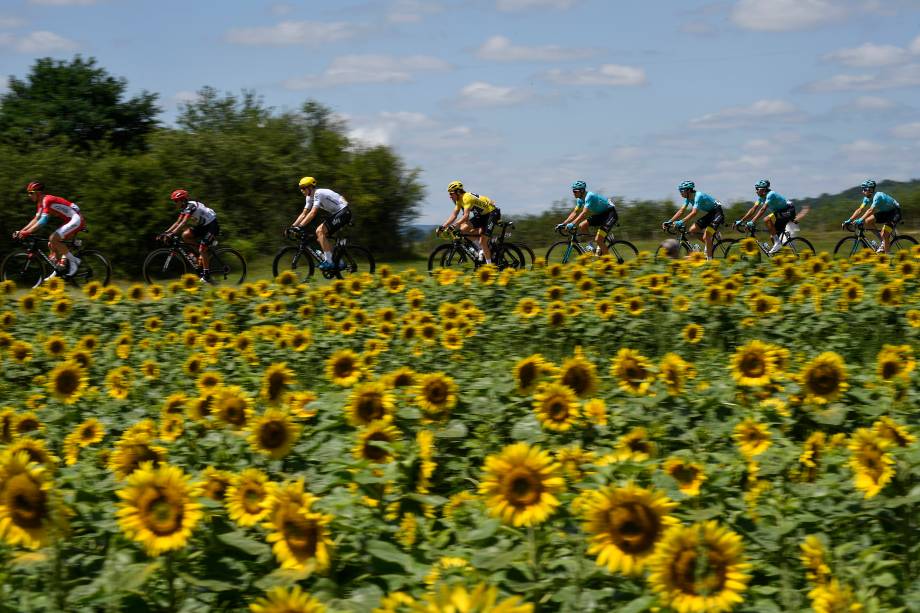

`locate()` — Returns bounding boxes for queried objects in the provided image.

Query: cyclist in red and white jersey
[160,189,220,282]
[12,181,85,277]
[290,176,353,271]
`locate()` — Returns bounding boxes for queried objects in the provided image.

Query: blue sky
[2,0,919,222]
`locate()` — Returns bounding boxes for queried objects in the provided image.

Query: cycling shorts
[696,205,724,230]
[191,219,220,246]
[874,208,901,227]
[470,208,501,236]
[587,207,618,234]
[769,205,796,235]
[322,206,352,237]
[53,214,85,240]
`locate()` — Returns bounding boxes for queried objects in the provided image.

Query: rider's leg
[764,214,778,243]
[316,223,333,262]
[700,225,715,259]
[595,228,609,255]
[479,229,492,263]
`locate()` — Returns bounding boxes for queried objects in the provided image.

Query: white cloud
[0,17,25,28]
[476,35,591,62]
[172,91,200,105]
[731,0,846,31]
[387,0,444,23]
[225,21,353,46]
[284,54,449,89]
[28,0,97,4]
[497,0,578,11]
[824,43,908,67]
[804,63,920,91]
[891,121,920,139]
[851,95,895,109]
[0,30,78,53]
[456,81,532,107]
[543,64,646,86]
[690,99,799,129]
[840,139,885,157]
[910,34,920,54]
[715,154,771,172]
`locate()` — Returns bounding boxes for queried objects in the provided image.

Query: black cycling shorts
[771,205,796,235]
[191,219,220,246]
[587,207,618,234]
[470,208,501,236]
[874,208,902,227]
[696,205,724,230]
[323,207,352,237]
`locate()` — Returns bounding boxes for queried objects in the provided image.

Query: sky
[1,0,920,222]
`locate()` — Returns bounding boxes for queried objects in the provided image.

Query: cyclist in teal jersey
[843,179,902,253]
[556,180,618,256]
[663,181,724,259]
[735,179,797,254]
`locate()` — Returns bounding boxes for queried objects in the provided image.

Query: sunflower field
[0,246,918,613]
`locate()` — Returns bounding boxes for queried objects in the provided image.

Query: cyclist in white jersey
[160,189,220,282]
[290,176,353,270]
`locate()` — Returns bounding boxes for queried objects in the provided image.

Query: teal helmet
[678,180,695,192]
[861,179,877,190]
[571,180,587,191]
[754,179,770,190]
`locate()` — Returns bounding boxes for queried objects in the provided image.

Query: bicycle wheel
[493,243,527,270]
[508,242,536,269]
[209,248,247,285]
[272,246,315,282]
[545,240,582,265]
[607,239,638,264]
[654,241,699,261]
[0,251,48,289]
[775,237,815,258]
[334,245,375,279]
[724,239,763,262]
[832,236,864,258]
[712,238,737,259]
[71,250,111,287]
[143,248,189,284]
[890,235,918,254]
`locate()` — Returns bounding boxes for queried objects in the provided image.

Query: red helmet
[170,189,189,202]
[26,181,44,192]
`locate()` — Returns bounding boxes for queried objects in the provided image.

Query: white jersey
[304,188,348,214]
[181,200,217,225]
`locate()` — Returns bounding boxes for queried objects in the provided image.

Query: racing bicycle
[834,222,917,258]
[723,222,815,261]
[273,226,375,281]
[427,221,527,272]
[546,225,638,265]
[1,234,111,289]
[654,223,733,261]
[142,234,247,285]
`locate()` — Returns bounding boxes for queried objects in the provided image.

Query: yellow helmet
[298,176,317,189]
[447,180,463,193]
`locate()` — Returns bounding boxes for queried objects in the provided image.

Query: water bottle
[869,239,879,249]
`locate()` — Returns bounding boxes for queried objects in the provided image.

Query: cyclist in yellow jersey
[437,180,501,265]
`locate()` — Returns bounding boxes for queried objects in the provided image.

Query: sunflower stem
[165,553,177,612]
[53,531,65,612]
[527,526,540,581]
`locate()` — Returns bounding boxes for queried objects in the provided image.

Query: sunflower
[798,432,827,481]
[613,427,656,462]
[262,480,333,572]
[46,361,87,404]
[0,451,55,549]
[354,420,402,464]
[413,372,458,419]
[808,579,862,613]
[225,468,271,527]
[195,371,223,395]
[6,438,58,468]
[658,353,694,395]
[249,410,301,459]
[260,362,295,404]
[906,309,920,328]
[441,329,464,351]
[411,583,531,613]
[250,585,326,613]
[140,360,160,380]
[325,349,363,387]
[648,521,751,613]
[18,293,39,313]
[479,442,565,527]
[108,432,168,480]
[583,397,607,427]
[583,483,678,575]
[873,416,915,447]
[556,347,598,397]
[115,462,203,556]
[384,274,405,293]
[877,281,902,306]
[126,284,146,301]
[10,340,33,363]
[74,418,105,446]
[159,414,185,442]
[800,352,848,404]
[415,430,437,494]
[626,295,644,316]
[733,419,772,458]
[848,428,894,499]
[345,382,395,427]
[14,412,42,435]
[610,348,655,395]
[513,354,551,395]
[514,297,541,319]
[800,535,831,586]
[286,390,318,420]
[555,445,596,482]
[663,457,707,496]
[729,340,777,387]
[532,382,580,432]
[42,335,68,357]
[876,344,915,381]
[202,466,234,501]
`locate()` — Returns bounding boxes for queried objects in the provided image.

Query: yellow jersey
[457,192,496,214]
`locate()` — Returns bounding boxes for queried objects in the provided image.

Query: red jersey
[37,195,80,221]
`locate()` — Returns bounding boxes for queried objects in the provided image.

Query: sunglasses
[27,191,36,195]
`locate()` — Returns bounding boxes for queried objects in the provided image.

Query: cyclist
[438,181,500,265]
[556,180,618,256]
[662,180,723,259]
[735,179,796,255]
[290,176,353,271]
[843,179,901,254]
[12,181,85,278]
[160,189,220,282]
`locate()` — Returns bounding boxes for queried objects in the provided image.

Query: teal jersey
[687,191,719,213]
[757,190,789,212]
[576,191,614,214]
[863,192,899,212]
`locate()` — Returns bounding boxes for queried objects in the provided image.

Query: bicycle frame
[14,236,74,275]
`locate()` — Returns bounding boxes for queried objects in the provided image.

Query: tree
[0,56,159,152]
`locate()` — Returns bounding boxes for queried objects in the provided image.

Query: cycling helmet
[754,179,770,190]
[678,180,695,192]
[170,189,189,202]
[298,176,317,189]
[571,180,587,191]
[861,179,877,190]
[447,180,464,193]
[26,181,44,192]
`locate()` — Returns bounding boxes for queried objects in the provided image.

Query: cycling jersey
[688,192,719,213]
[305,188,348,214]
[457,192,496,214]
[864,192,900,212]
[180,201,217,225]
[757,191,789,213]
[576,192,615,214]
[37,195,80,221]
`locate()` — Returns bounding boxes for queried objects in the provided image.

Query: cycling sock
[324,251,333,262]
[485,258,492,264]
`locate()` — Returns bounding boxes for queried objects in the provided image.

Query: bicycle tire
[494,243,527,270]
[777,237,815,258]
[833,236,863,258]
[428,244,476,272]
[890,235,918,253]
[272,245,315,282]
[508,242,536,269]
[210,247,247,285]
[712,238,736,259]
[143,248,189,284]
[545,240,582,265]
[333,245,375,279]
[71,250,111,287]
[607,239,638,264]
[0,250,48,289]
[724,239,763,262]
[655,241,699,261]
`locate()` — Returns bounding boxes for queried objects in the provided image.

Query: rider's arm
[570,207,589,226]
[679,208,698,224]
[748,203,768,224]
[18,214,45,237]
[846,204,868,223]
[667,204,688,224]
[457,206,471,227]
[300,206,320,227]
[441,206,460,229]
[166,213,190,235]
[561,207,579,225]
